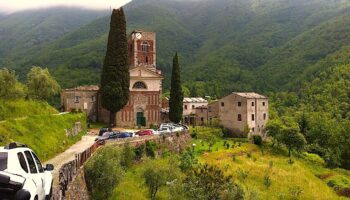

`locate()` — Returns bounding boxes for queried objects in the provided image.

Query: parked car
[118,132,132,139]
[0,142,54,200]
[156,127,172,134]
[136,130,153,136]
[98,127,111,136]
[95,131,119,142]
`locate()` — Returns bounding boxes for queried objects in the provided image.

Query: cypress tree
[169,53,184,123]
[100,8,129,126]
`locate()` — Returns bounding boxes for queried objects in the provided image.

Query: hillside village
[61,31,269,138]
[0,1,350,200]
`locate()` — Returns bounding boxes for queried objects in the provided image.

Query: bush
[264,174,272,188]
[84,146,124,200]
[145,141,157,158]
[134,144,145,160]
[253,135,263,146]
[120,143,135,169]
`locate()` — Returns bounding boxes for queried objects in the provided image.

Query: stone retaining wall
[53,132,191,200]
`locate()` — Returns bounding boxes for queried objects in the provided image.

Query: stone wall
[63,132,191,200]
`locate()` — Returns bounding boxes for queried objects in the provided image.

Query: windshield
[0,152,8,171]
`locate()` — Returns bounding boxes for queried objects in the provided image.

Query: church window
[74,96,80,103]
[141,42,149,52]
[133,81,147,89]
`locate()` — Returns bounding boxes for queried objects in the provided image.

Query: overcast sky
[0,0,132,14]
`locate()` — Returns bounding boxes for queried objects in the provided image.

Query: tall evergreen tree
[100,8,129,126]
[169,53,184,123]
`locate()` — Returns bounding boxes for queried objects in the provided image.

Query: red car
[137,130,153,136]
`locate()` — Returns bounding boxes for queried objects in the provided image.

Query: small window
[32,152,44,173]
[252,128,255,132]
[0,152,8,171]
[201,117,204,122]
[251,102,255,107]
[74,96,80,103]
[252,114,255,121]
[221,102,224,107]
[17,152,28,173]
[263,113,267,120]
[184,105,188,110]
[237,114,242,121]
[91,96,96,102]
[238,102,242,107]
[262,102,266,106]
[141,42,149,52]
[133,81,147,89]
[24,151,37,174]
[192,105,195,109]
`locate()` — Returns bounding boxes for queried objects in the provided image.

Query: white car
[0,143,54,200]
[156,127,172,134]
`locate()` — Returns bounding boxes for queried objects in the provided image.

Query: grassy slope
[0,99,58,121]
[109,127,350,200]
[0,113,86,161]
[0,100,86,161]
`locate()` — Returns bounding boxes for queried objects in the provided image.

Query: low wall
[51,143,100,200]
[62,132,191,200]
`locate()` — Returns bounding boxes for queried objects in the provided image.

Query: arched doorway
[136,108,146,127]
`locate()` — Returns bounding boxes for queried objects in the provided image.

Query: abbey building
[61,30,163,127]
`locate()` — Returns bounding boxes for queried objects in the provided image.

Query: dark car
[136,130,153,136]
[118,132,132,138]
[95,131,119,142]
[99,127,112,136]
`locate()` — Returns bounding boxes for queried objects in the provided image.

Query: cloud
[0,0,132,14]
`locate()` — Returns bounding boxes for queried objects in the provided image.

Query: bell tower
[128,30,157,71]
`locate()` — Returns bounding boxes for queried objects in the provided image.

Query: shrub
[134,144,145,160]
[226,143,230,149]
[120,143,135,169]
[289,186,303,200]
[190,131,197,139]
[145,141,157,158]
[84,146,124,200]
[253,135,263,146]
[184,164,239,200]
[236,168,249,181]
[180,149,198,172]
[264,174,272,188]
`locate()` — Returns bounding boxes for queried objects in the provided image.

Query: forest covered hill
[0,0,350,96]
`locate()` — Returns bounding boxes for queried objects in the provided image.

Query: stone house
[219,92,268,137]
[61,30,163,127]
[208,101,220,125]
[60,85,99,122]
[182,97,208,125]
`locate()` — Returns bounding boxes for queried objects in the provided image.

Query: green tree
[100,8,129,126]
[184,164,242,200]
[265,119,284,146]
[180,149,198,172]
[281,127,307,162]
[84,146,124,200]
[0,68,25,99]
[26,66,60,101]
[144,159,180,200]
[169,53,184,123]
[182,85,190,97]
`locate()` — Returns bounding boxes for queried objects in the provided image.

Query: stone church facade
[61,30,163,127]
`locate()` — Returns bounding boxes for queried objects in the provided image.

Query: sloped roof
[233,92,267,99]
[183,97,208,103]
[63,85,99,91]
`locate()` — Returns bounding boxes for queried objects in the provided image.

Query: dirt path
[44,135,97,185]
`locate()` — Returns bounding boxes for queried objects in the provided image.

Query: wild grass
[197,141,349,200]
[0,99,58,121]
[0,113,86,161]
